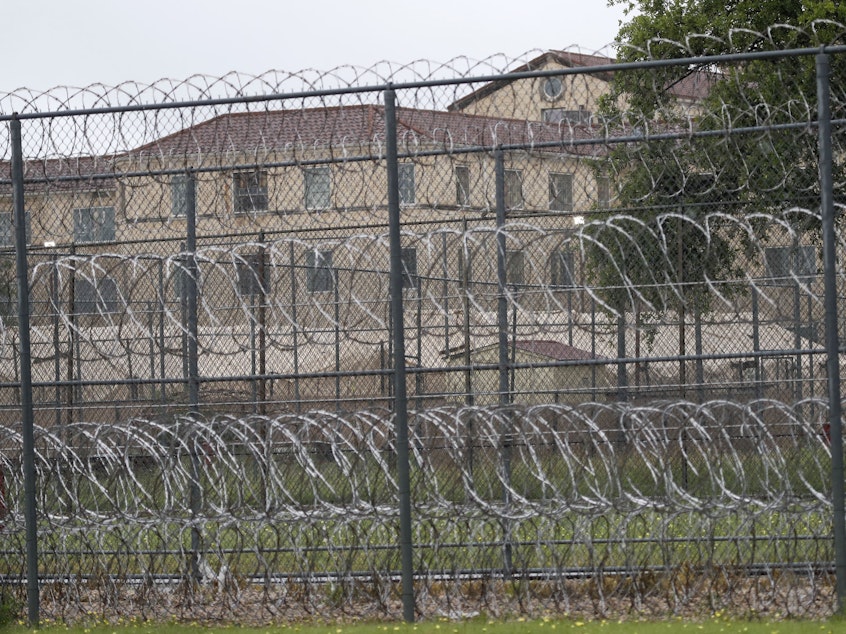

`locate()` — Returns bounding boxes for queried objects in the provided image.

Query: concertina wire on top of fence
[0,23,845,622]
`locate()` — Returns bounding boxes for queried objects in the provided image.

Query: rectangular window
[597,175,611,209]
[306,249,334,293]
[171,174,189,217]
[236,253,265,297]
[400,246,419,291]
[0,211,31,247]
[542,108,591,124]
[504,169,523,210]
[304,167,331,210]
[399,163,416,206]
[458,249,472,290]
[233,170,268,213]
[549,172,574,212]
[505,250,525,287]
[455,165,471,207]
[74,276,119,314]
[764,245,815,285]
[74,207,116,243]
[551,251,575,288]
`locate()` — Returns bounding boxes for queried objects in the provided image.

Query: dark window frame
[306,249,335,293]
[549,172,574,212]
[233,170,269,213]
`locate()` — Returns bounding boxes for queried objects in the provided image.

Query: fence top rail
[1,44,845,122]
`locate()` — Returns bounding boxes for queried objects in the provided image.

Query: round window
[541,77,564,101]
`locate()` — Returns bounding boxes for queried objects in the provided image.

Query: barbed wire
[0,25,844,623]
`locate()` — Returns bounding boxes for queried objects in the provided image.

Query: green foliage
[0,586,21,629]
[588,1,846,315]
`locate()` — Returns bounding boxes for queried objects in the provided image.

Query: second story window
[455,165,471,207]
[171,174,189,217]
[304,167,331,210]
[0,211,31,247]
[597,175,611,209]
[549,172,574,212]
[74,207,115,243]
[398,163,416,206]
[233,170,268,213]
[504,169,523,210]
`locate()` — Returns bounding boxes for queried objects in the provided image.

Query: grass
[1,615,843,634]
[0,431,832,580]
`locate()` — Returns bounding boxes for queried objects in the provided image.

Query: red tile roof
[129,105,611,160]
[513,340,604,361]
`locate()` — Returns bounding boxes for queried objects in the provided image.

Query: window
[399,163,415,206]
[236,254,265,297]
[542,108,591,125]
[304,167,331,210]
[74,277,119,314]
[400,247,419,291]
[455,165,471,207]
[764,245,815,285]
[0,211,31,247]
[551,251,576,288]
[171,174,189,217]
[457,249,472,290]
[505,250,525,287]
[540,77,565,102]
[306,249,334,293]
[549,173,574,212]
[233,171,268,213]
[597,175,611,209]
[74,207,115,243]
[504,169,523,210]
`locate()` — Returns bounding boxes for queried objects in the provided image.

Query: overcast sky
[1,0,631,93]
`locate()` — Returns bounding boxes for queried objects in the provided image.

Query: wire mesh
[0,25,844,622]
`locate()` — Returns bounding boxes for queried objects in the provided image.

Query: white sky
[1,0,631,93]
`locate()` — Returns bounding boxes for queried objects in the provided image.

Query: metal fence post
[11,115,39,626]
[383,87,415,622]
[816,51,846,613]
[184,170,202,582]
[494,148,513,575]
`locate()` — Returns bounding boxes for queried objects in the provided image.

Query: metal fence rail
[0,26,845,622]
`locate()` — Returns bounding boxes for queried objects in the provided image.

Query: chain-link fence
[0,28,845,623]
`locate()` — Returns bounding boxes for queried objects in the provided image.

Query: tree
[584,2,846,316]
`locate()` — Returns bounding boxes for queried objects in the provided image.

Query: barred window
[506,250,525,287]
[171,174,189,217]
[551,251,575,288]
[304,167,331,210]
[0,211,31,247]
[764,245,815,285]
[74,207,115,243]
[549,172,574,212]
[597,175,611,209]
[74,276,119,314]
[504,169,523,210]
[307,249,334,293]
[399,163,416,206]
[236,254,265,297]
[455,165,471,207]
[400,246,419,291]
[233,171,268,213]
